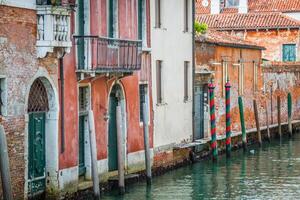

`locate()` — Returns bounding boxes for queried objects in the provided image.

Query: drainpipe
[192,0,196,141]
[59,54,66,153]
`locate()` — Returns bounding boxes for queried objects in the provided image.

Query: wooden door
[108,94,118,171]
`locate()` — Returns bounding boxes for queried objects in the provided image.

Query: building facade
[195,30,264,138]
[150,0,194,166]
[0,0,153,199]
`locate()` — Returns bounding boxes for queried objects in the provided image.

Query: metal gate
[27,78,49,195]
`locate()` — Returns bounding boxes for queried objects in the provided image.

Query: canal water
[97,134,300,199]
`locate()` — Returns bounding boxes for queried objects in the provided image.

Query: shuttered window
[108,0,118,38]
[239,61,245,95]
[184,61,189,101]
[222,61,228,97]
[138,0,147,46]
[226,0,239,7]
[155,0,161,28]
[139,84,149,123]
[253,62,258,93]
[184,0,189,32]
[156,60,163,104]
[283,44,296,62]
[79,87,90,115]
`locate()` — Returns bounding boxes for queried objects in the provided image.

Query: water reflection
[101,134,300,200]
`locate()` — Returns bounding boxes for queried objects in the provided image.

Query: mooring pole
[265,101,271,142]
[225,80,231,158]
[208,81,217,161]
[270,85,274,124]
[277,96,282,138]
[238,96,247,151]
[0,125,13,200]
[253,99,262,146]
[116,105,125,194]
[142,102,152,184]
[288,93,292,137]
[88,110,100,200]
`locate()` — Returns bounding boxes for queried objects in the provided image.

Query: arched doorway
[27,78,49,196]
[108,84,127,172]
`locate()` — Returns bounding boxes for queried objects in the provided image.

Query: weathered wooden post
[88,110,100,199]
[288,93,292,137]
[265,102,271,142]
[253,99,262,146]
[116,105,125,194]
[238,96,247,151]
[208,81,217,161]
[277,96,282,138]
[142,102,152,184]
[0,125,13,200]
[225,80,231,158]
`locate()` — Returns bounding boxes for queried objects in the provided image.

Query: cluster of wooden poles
[208,80,293,161]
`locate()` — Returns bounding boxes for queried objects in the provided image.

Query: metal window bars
[74,36,142,73]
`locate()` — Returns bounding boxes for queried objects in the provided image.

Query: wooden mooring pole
[225,81,231,158]
[208,82,218,161]
[253,99,262,146]
[238,97,247,151]
[0,125,13,200]
[116,105,125,194]
[143,102,152,184]
[265,102,271,142]
[288,93,292,137]
[277,96,282,138]
[88,110,100,200]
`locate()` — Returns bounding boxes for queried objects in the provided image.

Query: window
[0,78,6,116]
[138,0,147,46]
[283,44,296,62]
[253,62,258,93]
[139,84,149,123]
[222,60,228,97]
[156,60,163,104]
[238,61,244,95]
[184,0,189,32]
[108,0,118,38]
[155,0,161,28]
[226,0,239,7]
[184,61,189,101]
[79,86,90,115]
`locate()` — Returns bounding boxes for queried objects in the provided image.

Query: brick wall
[0,5,59,199]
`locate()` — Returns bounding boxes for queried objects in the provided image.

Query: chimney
[238,0,248,13]
[211,0,220,14]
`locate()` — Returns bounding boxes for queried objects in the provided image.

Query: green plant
[195,22,208,34]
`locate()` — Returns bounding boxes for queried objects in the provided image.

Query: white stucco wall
[285,12,300,21]
[151,0,193,149]
[1,0,36,9]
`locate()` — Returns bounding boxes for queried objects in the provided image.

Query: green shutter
[78,115,86,176]
[108,94,118,171]
[138,0,143,40]
[283,44,296,62]
[77,0,85,69]
[108,0,115,38]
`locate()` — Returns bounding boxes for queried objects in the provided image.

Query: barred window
[139,84,149,123]
[79,86,90,115]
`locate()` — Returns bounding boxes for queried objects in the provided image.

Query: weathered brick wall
[231,29,300,62]
[0,5,59,199]
[195,42,264,136]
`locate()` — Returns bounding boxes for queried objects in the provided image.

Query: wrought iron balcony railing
[74,36,142,73]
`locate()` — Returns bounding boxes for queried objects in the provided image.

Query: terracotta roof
[196,0,300,14]
[248,0,300,13]
[196,12,300,30]
[196,30,265,50]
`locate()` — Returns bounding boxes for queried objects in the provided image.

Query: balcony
[74,36,142,75]
[36,2,72,58]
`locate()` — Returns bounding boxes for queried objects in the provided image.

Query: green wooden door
[77,0,85,69]
[28,112,46,194]
[78,115,86,176]
[108,94,118,171]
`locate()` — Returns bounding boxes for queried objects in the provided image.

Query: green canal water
[100,134,300,200]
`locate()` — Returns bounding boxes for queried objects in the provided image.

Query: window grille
[28,79,49,113]
[79,87,89,114]
[139,84,148,122]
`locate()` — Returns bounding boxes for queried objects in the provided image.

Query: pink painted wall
[59,0,153,169]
